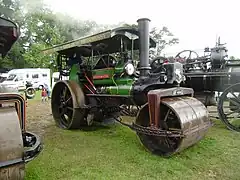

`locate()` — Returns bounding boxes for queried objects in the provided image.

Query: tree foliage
[229,56,240,60]
[122,23,179,59]
[0,0,179,70]
[150,27,179,57]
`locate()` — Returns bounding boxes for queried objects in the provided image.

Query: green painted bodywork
[69,64,134,95]
[69,64,80,84]
[106,85,132,95]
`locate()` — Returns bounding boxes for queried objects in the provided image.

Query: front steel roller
[0,108,25,180]
[51,80,87,129]
[136,96,211,157]
[0,95,42,180]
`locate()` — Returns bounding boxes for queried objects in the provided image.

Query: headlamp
[125,63,135,76]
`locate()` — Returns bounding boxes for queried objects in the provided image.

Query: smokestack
[137,18,151,77]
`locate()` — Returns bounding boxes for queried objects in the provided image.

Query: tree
[0,0,26,68]
[0,0,104,69]
[1,0,178,70]
[53,13,100,41]
[0,0,21,20]
[120,23,179,60]
[229,56,240,60]
[121,23,179,56]
[150,27,179,57]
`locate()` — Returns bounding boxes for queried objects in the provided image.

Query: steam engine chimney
[137,18,151,77]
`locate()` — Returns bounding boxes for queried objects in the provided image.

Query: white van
[1,68,51,90]
[0,73,8,83]
[51,72,69,89]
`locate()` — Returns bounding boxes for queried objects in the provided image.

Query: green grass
[31,90,43,101]
[24,116,240,180]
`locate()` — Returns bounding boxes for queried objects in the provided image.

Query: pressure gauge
[125,63,135,76]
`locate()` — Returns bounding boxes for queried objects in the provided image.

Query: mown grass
[24,95,240,180]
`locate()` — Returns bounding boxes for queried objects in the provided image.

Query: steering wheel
[150,56,168,73]
[175,50,199,63]
[97,54,118,68]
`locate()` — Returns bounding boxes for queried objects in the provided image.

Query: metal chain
[114,117,184,138]
[120,105,138,117]
[131,123,185,137]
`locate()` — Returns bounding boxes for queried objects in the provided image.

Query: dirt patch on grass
[26,100,55,137]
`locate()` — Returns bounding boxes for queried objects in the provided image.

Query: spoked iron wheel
[218,83,240,132]
[175,50,199,61]
[25,87,36,99]
[51,80,87,129]
[135,96,210,157]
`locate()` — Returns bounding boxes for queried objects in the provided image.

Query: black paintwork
[0,17,20,58]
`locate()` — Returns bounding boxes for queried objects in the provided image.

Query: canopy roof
[0,17,20,58]
[42,26,156,57]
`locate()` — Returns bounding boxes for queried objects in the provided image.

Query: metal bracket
[147,87,194,128]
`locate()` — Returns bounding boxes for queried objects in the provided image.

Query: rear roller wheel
[136,96,210,157]
[218,83,240,132]
[51,80,87,129]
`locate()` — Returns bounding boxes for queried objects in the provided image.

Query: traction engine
[151,37,240,132]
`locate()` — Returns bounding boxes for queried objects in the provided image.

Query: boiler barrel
[184,66,240,92]
[228,66,240,85]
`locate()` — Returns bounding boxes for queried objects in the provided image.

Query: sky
[43,0,240,57]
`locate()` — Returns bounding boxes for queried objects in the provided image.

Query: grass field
[24,92,240,180]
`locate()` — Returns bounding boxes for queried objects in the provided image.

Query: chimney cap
[137,18,151,23]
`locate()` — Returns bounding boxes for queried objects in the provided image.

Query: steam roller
[0,88,42,180]
[45,17,211,157]
[0,17,42,180]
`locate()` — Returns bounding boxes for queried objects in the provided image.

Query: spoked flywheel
[135,96,210,157]
[218,83,240,132]
[51,80,87,129]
